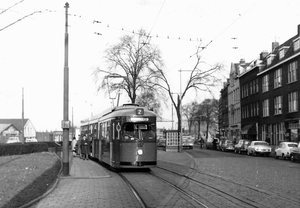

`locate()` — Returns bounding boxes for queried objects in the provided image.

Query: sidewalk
[27,150,193,208]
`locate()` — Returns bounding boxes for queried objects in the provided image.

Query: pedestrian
[76,136,82,159]
[199,137,204,149]
[212,137,217,150]
[266,137,270,144]
[71,137,77,157]
[81,135,90,160]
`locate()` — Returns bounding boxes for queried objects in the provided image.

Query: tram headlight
[137,149,143,156]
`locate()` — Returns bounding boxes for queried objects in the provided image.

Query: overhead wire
[167,0,261,72]
[0,0,25,16]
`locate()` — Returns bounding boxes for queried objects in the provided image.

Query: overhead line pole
[62,2,70,176]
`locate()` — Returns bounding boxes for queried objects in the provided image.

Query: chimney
[239,58,246,65]
[260,51,268,60]
[272,42,279,51]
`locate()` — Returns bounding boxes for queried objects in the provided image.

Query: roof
[258,26,300,75]
[0,119,29,131]
[0,123,20,134]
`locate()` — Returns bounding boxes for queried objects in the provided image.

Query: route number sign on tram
[136,108,144,115]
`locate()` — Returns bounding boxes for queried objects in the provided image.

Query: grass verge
[0,152,61,208]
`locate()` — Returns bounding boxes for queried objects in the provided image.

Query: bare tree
[198,98,219,141]
[93,29,164,104]
[136,90,162,115]
[152,46,224,137]
[182,101,198,134]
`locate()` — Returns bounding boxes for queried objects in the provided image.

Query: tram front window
[123,123,155,141]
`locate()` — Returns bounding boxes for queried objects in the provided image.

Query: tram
[80,103,157,169]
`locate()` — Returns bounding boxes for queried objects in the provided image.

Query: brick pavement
[27,150,193,208]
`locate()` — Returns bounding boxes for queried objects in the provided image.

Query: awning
[241,124,257,135]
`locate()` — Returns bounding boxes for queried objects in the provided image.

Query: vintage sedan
[6,137,21,143]
[274,142,298,160]
[182,136,195,149]
[247,141,272,156]
[220,140,234,152]
[234,139,251,154]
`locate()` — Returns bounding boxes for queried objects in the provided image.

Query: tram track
[117,172,148,208]
[154,165,300,208]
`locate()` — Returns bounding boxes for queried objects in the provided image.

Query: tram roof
[80,104,156,125]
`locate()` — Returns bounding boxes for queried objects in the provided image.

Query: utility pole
[21,87,24,144]
[62,2,70,176]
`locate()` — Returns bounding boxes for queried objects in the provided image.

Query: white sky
[1,0,300,131]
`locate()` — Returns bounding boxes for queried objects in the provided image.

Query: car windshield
[288,144,298,147]
[254,142,268,146]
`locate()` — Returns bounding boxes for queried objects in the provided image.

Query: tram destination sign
[130,117,149,122]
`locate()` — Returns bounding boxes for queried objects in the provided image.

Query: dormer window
[267,54,275,66]
[294,38,300,51]
[279,46,289,59]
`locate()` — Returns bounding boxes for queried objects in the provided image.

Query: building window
[294,38,300,51]
[288,91,298,112]
[279,49,285,59]
[274,68,282,88]
[288,61,298,83]
[256,78,259,93]
[262,99,269,117]
[274,96,282,115]
[267,55,275,66]
[262,74,269,92]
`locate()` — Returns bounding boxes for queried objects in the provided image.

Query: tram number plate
[138,142,144,147]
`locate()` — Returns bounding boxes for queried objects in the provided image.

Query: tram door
[101,121,111,165]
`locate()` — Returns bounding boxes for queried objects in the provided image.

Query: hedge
[0,142,61,156]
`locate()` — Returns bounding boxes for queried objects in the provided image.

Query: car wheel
[265,153,270,157]
[274,153,279,159]
[291,155,295,162]
[282,154,286,160]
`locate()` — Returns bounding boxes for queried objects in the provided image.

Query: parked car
[274,142,298,160]
[289,142,300,162]
[247,141,272,156]
[182,135,195,149]
[6,137,21,143]
[234,139,251,154]
[157,137,166,147]
[26,138,38,142]
[220,140,234,152]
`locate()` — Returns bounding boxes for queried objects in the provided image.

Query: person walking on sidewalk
[71,137,77,157]
[76,136,82,159]
[81,135,90,160]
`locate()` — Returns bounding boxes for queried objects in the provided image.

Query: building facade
[0,119,36,142]
[257,26,300,145]
[228,60,249,142]
[239,57,263,141]
[219,80,229,139]
[219,24,300,144]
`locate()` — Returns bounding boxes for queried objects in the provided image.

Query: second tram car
[80,104,157,169]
